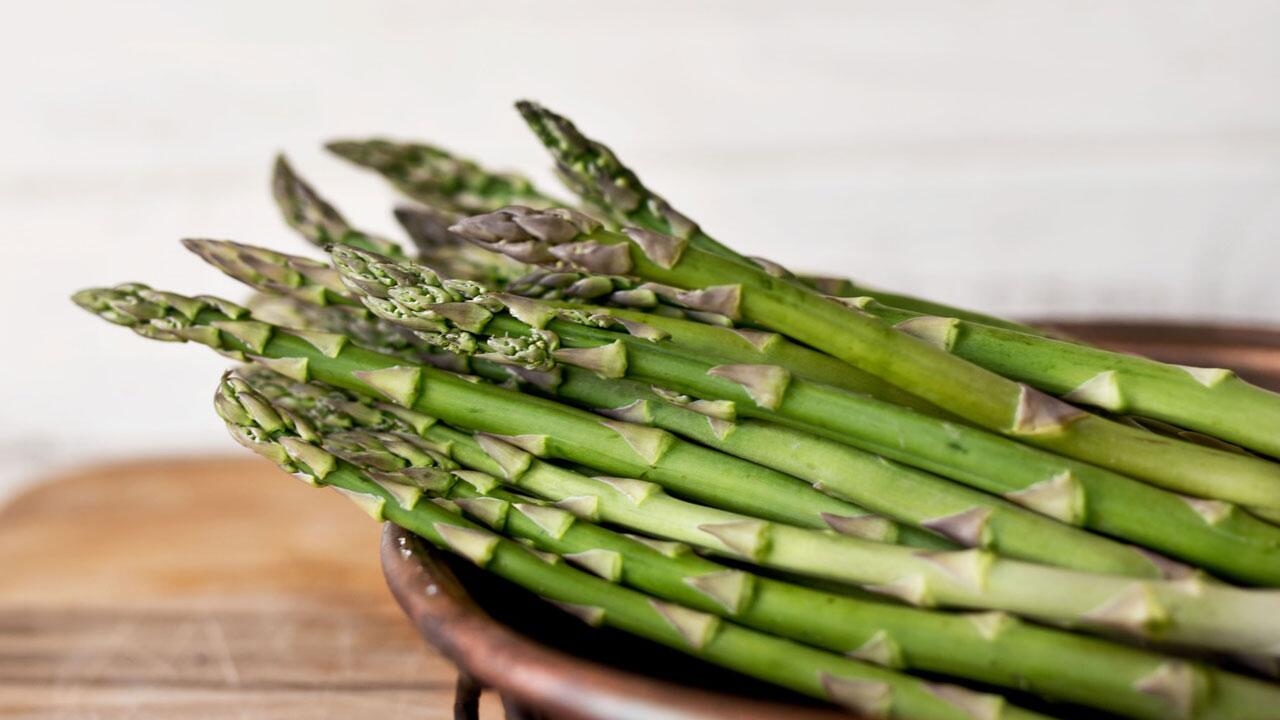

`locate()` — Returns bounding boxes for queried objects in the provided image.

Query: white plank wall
[2,0,1278,500]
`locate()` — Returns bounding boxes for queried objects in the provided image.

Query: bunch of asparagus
[74,100,1280,720]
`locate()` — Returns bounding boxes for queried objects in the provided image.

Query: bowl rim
[380,524,851,720]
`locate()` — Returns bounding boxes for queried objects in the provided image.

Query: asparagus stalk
[345,440,1280,712]
[514,100,1052,338]
[259,401,1280,720]
[326,138,561,215]
[452,207,1280,512]
[514,100,730,257]
[214,376,1015,720]
[842,296,1280,458]
[74,284,1280,654]
[271,155,407,258]
[524,369,1167,575]
[498,266,944,415]
[327,245,1280,585]
[238,364,945,552]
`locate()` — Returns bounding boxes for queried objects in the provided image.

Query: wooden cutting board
[0,456,504,719]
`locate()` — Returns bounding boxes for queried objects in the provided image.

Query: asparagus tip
[324,139,363,163]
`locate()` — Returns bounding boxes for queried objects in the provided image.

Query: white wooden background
[2,0,1279,501]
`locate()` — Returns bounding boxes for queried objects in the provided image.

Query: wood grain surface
[0,456,503,719]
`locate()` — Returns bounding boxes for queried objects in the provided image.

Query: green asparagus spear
[271,155,406,257]
[278,154,526,282]
[841,296,1280,458]
[214,375,1017,720]
[242,382,1278,720]
[498,266,946,414]
[326,138,561,215]
[514,100,1051,337]
[73,284,1280,654]
[451,207,1280,511]
[189,237,359,308]
[327,244,1280,584]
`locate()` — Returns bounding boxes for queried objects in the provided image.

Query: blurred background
[2,0,1279,500]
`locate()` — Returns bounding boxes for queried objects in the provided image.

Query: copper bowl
[381,321,1280,719]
